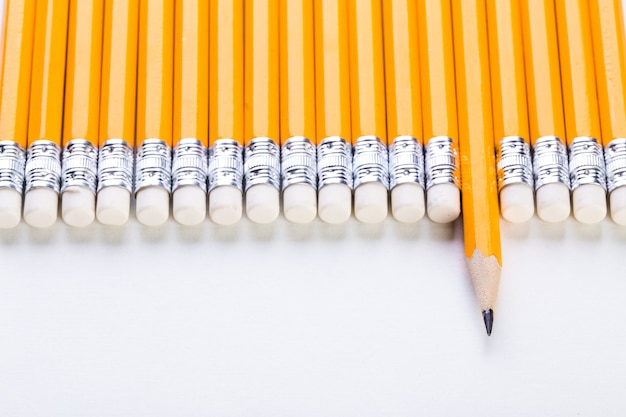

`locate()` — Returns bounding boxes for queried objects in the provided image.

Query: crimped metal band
[244,137,281,191]
[389,135,424,189]
[533,135,570,190]
[25,140,62,193]
[98,139,134,192]
[353,136,389,189]
[281,136,316,189]
[568,136,606,190]
[208,138,243,192]
[0,140,26,192]
[425,136,460,190]
[172,138,208,192]
[605,138,626,192]
[134,138,172,194]
[496,136,533,192]
[61,139,98,194]
[317,136,353,189]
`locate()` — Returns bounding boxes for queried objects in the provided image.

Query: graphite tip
[483,309,494,336]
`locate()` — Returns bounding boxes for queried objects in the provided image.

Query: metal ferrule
[533,135,570,190]
[61,139,98,194]
[424,136,460,190]
[0,140,26,193]
[604,138,626,192]
[172,138,208,192]
[568,136,606,191]
[388,135,424,190]
[97,139,134,192]
[281,136,316,189]
[496,136,533,192]
[208,138,244,192]
[317,136,353,189]
[25,140,62,193]
[352,136,389,189]
[134,138,172,195]
[244,137,281,192]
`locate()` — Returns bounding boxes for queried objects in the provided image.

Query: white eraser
[209,185,242,225]
[23,188,58,228]
[427,183,461,223]
[136,186,170,227]
[246,184,280,224]
[354,182,388,224]
[0,188,22,229]
[500,183,535,223]
[173,185,206,226]
[536,182,571,222]
[283,183,317,224]
[318,183,352,224]
[610,187,626,226]
[96,186,131,226]
[391,183,425,223]
[572,184,607,224]
[62,186,95,227]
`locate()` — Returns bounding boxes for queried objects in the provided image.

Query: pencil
[555,0,607,224]
[208,0,245,226]
[348,0,389,224]
[417,0,461,224]
[244,0,281,224]
[23,0,70,229]
[279,0,318,224]
[134,0,175,227]
[314,0,353,224]
[96,0,139,226]
[486,0,534,223]
[383,0,425,224]
[171,0,209,226]
[452,0,501,335]
[0,0,37,228]
[520,0,570,222]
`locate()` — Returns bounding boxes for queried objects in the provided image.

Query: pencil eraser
[318,183,352,224]
[572,184,607,224]
[536,183,570,222]
[499,183,534,223]
[610,187,626,226]
[209,185,242,225]
[23,188,58,228]
[283,183,317,224]
[391,183,425,223]
[0,188,22,228]
[96,186,131,226]
[173,185,206,226]
[136,186,170,227]
[427,183,461,223]
[62,186,95,227]
[354,182,388,224]
[246,184,280,224]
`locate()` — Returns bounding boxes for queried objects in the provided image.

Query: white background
[1,1,626,416]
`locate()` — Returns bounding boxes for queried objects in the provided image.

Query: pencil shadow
[0,226,23,245]
[391,219,422,240]
[175,222,207,243]
[139,224,168,243]
[356,221,385,240]
[608,220,626,241]
[248,222,276,241]
[99,224,129,245]
[535,219,566,240]
[500,219,530,239]
[571,222,603,241]
[426,218,458,242]
[65,224,97,243]
[210,223,240,242]
[318,221,348,240]
[27,225,57,245]
[285,221,315,241]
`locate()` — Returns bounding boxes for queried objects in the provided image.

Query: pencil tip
[482,309,493,336]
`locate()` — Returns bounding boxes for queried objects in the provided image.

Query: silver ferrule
[97,139,134,192]
[281,136,316,190]
[388,135,424,190]
[25,140,61,193]
[424,136,460,190]
[134,138,172,195]
[605,138,626,192]
[61,139,98,194]
[244,137,281,192]
[533,135,570,190]
[172,138,208,192]
[317,136,353,189]
[496,136,533,192]
[208,138,244,192]
[568,136,606,191]
[353,136,389,189]
[0,140,26,193]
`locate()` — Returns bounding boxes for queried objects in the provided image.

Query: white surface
[318,183,352,224]
[172,186,206,226]
[0,188,22,228]
[246,184,280,224]
[96,187,131,226]
[427,182,461,223]
[391,183,425,223]
[135,187,170,227]
[209,185,243,225]
[500,183,534,223]
[62,186,95,227]
[283,183,317,224]
[23,188,58,228]
[354,182,388,224]
[536,182,571,223]
[572,184,607,224]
